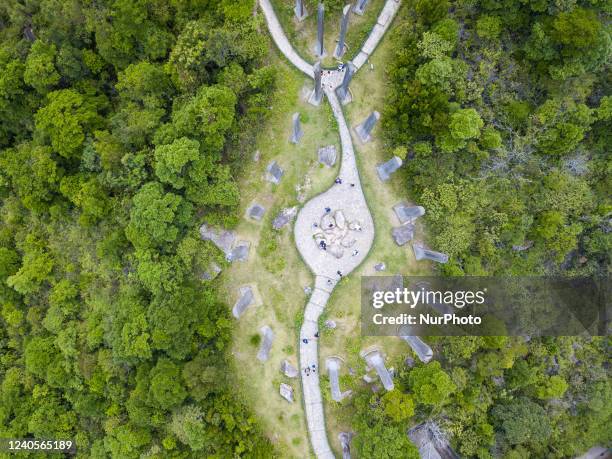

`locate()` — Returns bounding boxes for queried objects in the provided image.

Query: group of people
[303,331,320,376]
[334,177,356,188]
[302,331,320,345]
[304,364,316,376]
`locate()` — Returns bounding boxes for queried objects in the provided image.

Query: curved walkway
[257,1,401,457]
[259,0,314,78]
[352,0,402,70]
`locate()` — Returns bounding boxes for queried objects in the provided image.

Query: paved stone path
[353,0,402,70]
[259,0,314,78]
[258,1,401,457]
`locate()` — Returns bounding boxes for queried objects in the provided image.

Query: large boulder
[392,224,415,246]
[318,145,337,167]
[376,156,403,181]
[393,202,425,224]
[279,383,294,403]
[281,360,299,378]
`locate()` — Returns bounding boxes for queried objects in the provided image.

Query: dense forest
[353,0,611,457]
[384,0,610,276]
[0,0,277,457]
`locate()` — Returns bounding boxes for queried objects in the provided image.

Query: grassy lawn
[270,0,387,68]
[225,3,432,457]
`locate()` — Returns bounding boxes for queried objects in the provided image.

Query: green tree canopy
[382,389,415,422]
[491,397,552,447]
[169,85,237,154]
[35,89,101,158]
[408,361,457,406]
[125,181,192,250]
[149,358,187,410]
[154,137,200,190]
[24,41,60,94]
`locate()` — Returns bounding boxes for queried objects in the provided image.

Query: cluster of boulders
[313,209,361,259]
[388,202,450,264]
[199,224,251,274]
[279,360,299,403]
[273,207,297,230]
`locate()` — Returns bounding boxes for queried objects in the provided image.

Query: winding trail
[258,1,401,456]
[258,0,314,78]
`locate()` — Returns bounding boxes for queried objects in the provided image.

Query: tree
[27,389,77,438]
[551,8,602,54]
[149,358,187,410]
[125,182,192,250]
[432,18,459,45]
[43,279,79,333]
[476,15,502,41]
[86,0,173,70]
[414,0,449,26]
[105,284,152,362]
[382,389,415,422]
[154,137,199,189]
[532,211,564,241]
[491,398,552,447]
[408,361,456,406]
[182,351,226,401]
[480,126,502,150]
[24,41,60,93]
[0,143,59,212]
[103,423,152,459]
[153,136,239,206]
[34,89,100,158]
[25,337,57,379]
[418,32,454,59]
[450,108,483,140]
[59,174,110,225]
[112,62,172,148]
[437,108,484,153]
[115,61,172,108]
[168,20,266,91]
[415,57,461,94]
[0,247,20,281]
[184,154,239,207]
[147,287,205,359]
[171,405,207,450]
[7,235,54,295]
[0,49,29,147]
[535,375,568,400]
[170,85,237,154]
[532,99,593,156]
[354,422,420,459]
